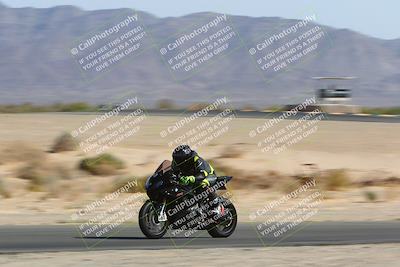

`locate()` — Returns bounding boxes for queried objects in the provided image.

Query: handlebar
[167,173,181,185]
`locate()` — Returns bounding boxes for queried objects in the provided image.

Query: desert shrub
[242,170,283,190]
[364,191,378,202]
[17,163,43,180]
[57,102,94,112]
[250,174,274,189]
[80,154,125,175]
[358,176,400,187]
[276,177,301,194]
[208,160,280,189]
[207,159,244,188]
[219,145,243,159]
[263,170,282,184]
[110,176,147,193]
[241,104,257,110]
[383,177,400,185]
[361,107,400,115]
[0,142,46,164]
[263,105,284,112]
[53,163,72,180]
[0,102,96,113]
[16,159,72,192]
[186,103,212,111]
[298,176,316,185]
[0,177,11,198]
[17,162,55,191]
[52,133,77,153]
[157,99,176,110]
[208,159,234,177]
[322,169,350,190]
[0,103,48,113]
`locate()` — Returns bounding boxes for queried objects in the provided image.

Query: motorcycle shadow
[78,236,210,240]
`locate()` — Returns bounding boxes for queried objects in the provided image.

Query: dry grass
[208,159,244,188]
[210,160,283,190]
[0,114,398,202]
[16,160,72,192]
[110,176,147,193]
[209,159,353,193]
[0,142,46,164]
[0,142,69,192]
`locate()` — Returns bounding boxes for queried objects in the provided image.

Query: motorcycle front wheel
[139,200,168,239]
[207,201,237,238]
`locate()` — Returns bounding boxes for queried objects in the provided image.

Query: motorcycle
[139,160,237,239]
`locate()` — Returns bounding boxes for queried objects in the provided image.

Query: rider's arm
[193,157,217,187]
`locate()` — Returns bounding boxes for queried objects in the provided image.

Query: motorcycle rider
[171,145,223,215]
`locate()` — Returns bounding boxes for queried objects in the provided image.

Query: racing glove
[179,175,195,185]
[200,178,210,188]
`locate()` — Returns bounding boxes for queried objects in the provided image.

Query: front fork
[157,200,167,222]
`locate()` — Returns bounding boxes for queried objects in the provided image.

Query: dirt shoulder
[0,114,399,225]
[1,244,399,267]
[0,189,399,225]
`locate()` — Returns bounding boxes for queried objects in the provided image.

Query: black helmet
[172,145,195,172]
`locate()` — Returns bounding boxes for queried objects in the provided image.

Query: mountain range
[0,3,399,107]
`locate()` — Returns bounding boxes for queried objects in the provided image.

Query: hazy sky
[1,0,399,40]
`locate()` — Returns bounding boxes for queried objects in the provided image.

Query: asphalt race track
[1,222,399,253]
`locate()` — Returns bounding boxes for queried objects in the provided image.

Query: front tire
[139,200,168,239]
[207,201,237,238]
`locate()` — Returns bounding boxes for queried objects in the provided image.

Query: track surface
[1,222,400,253]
